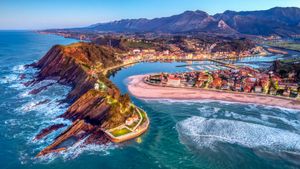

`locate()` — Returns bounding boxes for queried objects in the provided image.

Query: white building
[132,49,141,55]
[167,77,181,87]
[94,83,100,90]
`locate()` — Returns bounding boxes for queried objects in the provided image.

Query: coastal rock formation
[30,42,135,156]
[32,42,122,101]
[34,124,66,140]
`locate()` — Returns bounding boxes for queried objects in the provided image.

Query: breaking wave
[177,116,300,153]
[35,138,116,163]
[144,98,300,111]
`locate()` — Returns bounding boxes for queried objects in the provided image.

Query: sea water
[1,31,300,169]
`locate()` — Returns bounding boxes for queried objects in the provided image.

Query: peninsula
[28,42,149,157]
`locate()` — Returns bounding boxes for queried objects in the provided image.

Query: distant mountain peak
[71,7,300,37]
[218,20,228,29]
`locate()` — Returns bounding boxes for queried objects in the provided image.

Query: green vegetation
[110,127,131,137]
[273,60,300,82]
[265,41,300,52]
[126,120,139,129]
[138,108,147,124]
[124,41,155,49]
[281,58,300,63]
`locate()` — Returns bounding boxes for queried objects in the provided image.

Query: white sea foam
[145,98,251,106]
[31,79,57,88]
[222,110,275,127]
[177,116,300,153]
[62,140,114,160]
[12,65,26,73]
[35,137,115,163]
[18,91,30,98]
[145,98,300,112]
[261,114,300,131]
[19,151,30,165]
[0,74,18,84]
[4,118,21,126]
[9,82,26,90]
[18,98,69,118]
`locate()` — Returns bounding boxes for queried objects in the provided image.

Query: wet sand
[127,75,300,110]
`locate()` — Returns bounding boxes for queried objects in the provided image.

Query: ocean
[1,31,300,169]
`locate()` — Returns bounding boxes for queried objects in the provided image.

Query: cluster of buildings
[146,67,299,98]
[121,46,267,64]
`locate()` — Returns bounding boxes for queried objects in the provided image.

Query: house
[245,77,257,84]
[243,85,252,93]
[278,82,287,90]
[254,86,262,93]
[198,72,209,82]
[235,83,242,91]
[221,80,230,90]
[94,83,100,90]
[261,78,270,93]
[288,84,298,92]
[163,50,170,55]
[196,80,205,88]
[132,49,141,55]
[288,71,296,81]
[148,75,162,83]
[211,77,222,89]
[221,84,230,90]
[288,84,299,97]
[125,114,139,126]
[167,75,181,87]
[269,88,277,95]
[282,90,290,97]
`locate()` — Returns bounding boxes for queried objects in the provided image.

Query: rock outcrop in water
[30,42,137,156]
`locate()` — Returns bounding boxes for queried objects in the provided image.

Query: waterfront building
[254,86,262,93]
[167,75,181,87]
[235,83,242,91]
[132,49,141,55]
[125,114,139,126]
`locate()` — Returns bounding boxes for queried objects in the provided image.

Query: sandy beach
[127,75,300,110]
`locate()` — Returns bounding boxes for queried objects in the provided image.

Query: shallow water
[1,31,300,169]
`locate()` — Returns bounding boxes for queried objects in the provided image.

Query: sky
[1,0,300,30]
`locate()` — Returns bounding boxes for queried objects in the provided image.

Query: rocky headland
[28,42,142,156]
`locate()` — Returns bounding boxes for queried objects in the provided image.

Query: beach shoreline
[127,75,300,110]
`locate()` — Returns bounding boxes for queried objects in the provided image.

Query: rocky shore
[27,42,144,156]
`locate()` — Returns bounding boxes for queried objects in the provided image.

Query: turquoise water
[1,31,300,169]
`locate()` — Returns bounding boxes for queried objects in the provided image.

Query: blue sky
[1,0,300,30]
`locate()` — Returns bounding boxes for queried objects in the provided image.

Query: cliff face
[33,42,122,101]
[32,42,133,156]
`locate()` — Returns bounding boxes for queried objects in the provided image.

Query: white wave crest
[35,137,115,163]
[12,65,26,73]
[0,74,18,84]
[144,98,300,112]
[177,116,300,153]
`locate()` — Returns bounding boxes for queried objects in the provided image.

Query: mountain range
[69,7,300,37]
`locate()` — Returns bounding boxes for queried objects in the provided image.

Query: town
[145,66,300,99]
[39,30,270,62]
[120,45,267,65]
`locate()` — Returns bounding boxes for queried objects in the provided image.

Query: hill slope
[68,7,300,37]
[30,43,138,156]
